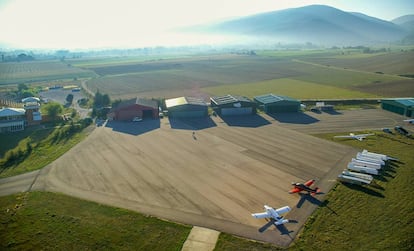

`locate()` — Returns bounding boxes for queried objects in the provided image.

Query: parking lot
[29,108,409,246]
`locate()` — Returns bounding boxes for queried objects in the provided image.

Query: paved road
[0,109,409,247]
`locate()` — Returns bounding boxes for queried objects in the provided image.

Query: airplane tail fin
[311,187,321,196]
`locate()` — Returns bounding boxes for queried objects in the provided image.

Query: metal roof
[117,97,158,109]
[165,97,206,108]
[0,107,25,117]
[210,95,253,106]
[382,98,414,107]
[22,97,40,103]
[254,94,299,104]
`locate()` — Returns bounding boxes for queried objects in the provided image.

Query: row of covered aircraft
[251,121,411,229]
[251,179,321,226]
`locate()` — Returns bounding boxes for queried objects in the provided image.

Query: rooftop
[0,107,26,117]
[254,94,299,104]
[382,98,414,107]
[165,97,206,108]
[210,95,253,106]
[117,98,158,109]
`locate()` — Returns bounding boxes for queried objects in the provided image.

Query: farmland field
[0,60,96,85]
[202,78,380,99]
[83,51,412,100]
[300,50,414,75]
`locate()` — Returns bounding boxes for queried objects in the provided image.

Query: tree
[42,102,63,120]
[66,94,74,104]
[18,83,29,92]
[102,94,110,107]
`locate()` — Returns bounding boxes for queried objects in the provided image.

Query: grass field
[0,191,190,250]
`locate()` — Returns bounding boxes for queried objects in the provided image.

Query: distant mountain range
[185,5,412,46]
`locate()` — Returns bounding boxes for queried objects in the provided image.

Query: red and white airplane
[289,179,321,196]
[334,133,374,141]
[251,205,291,225]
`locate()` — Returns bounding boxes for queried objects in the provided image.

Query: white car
[132,117,143,122]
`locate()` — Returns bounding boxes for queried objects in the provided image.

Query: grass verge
[0,122,92,178]
[0,191,190,250]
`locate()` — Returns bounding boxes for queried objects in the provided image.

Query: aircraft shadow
[269,112,319,124]
[258,220,294,236]
[296,193,325,208]
[105,119,160,136]
[219,114,271,128]
[168,117,217,130]
[342,183,385,198]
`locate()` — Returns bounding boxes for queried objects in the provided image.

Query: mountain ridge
[186,5,409,46]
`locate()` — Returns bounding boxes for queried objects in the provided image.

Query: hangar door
[266,104,298,113]
[221,107,252,116]
[170,110,206,118]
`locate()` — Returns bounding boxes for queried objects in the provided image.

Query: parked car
[132,117,143,122]
[394,126,410,136]
[382,128,393,134]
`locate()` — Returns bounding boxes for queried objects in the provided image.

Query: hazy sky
[0,0,413,49]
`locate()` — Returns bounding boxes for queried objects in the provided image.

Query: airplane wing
[356,133,374,137]
[289,187,301,193]
[251,212,270,219]
[304,179,315,186]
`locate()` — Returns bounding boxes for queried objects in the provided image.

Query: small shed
[254,94,301,113]
[381,98,414,117]
[165,97,208,118]
[108,98,158,121]
[210,95,256,116]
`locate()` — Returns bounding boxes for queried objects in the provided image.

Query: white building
[0,107,26,132]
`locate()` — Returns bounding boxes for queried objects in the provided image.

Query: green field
[0,192,190,250]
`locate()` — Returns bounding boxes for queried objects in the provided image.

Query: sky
[0,0,413,49]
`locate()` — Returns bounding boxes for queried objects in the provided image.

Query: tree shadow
[105,119,160,136]
[219,114,271,128]
[168,117,217,130]
[268,112,319,124]
[342,183,385,198]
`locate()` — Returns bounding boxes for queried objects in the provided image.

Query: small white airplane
[403,119,414,124]
[334,133,374,141]
[251,205,291,225]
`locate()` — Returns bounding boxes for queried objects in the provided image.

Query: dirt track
[3,109,407,246]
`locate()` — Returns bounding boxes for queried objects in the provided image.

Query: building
[0,107,26,132]
[22,97,42,125]
[381,98,414,117]
[254,94,301,113]
[165,97,208,118]
[108,98,159,121]
[210,95,256,116]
